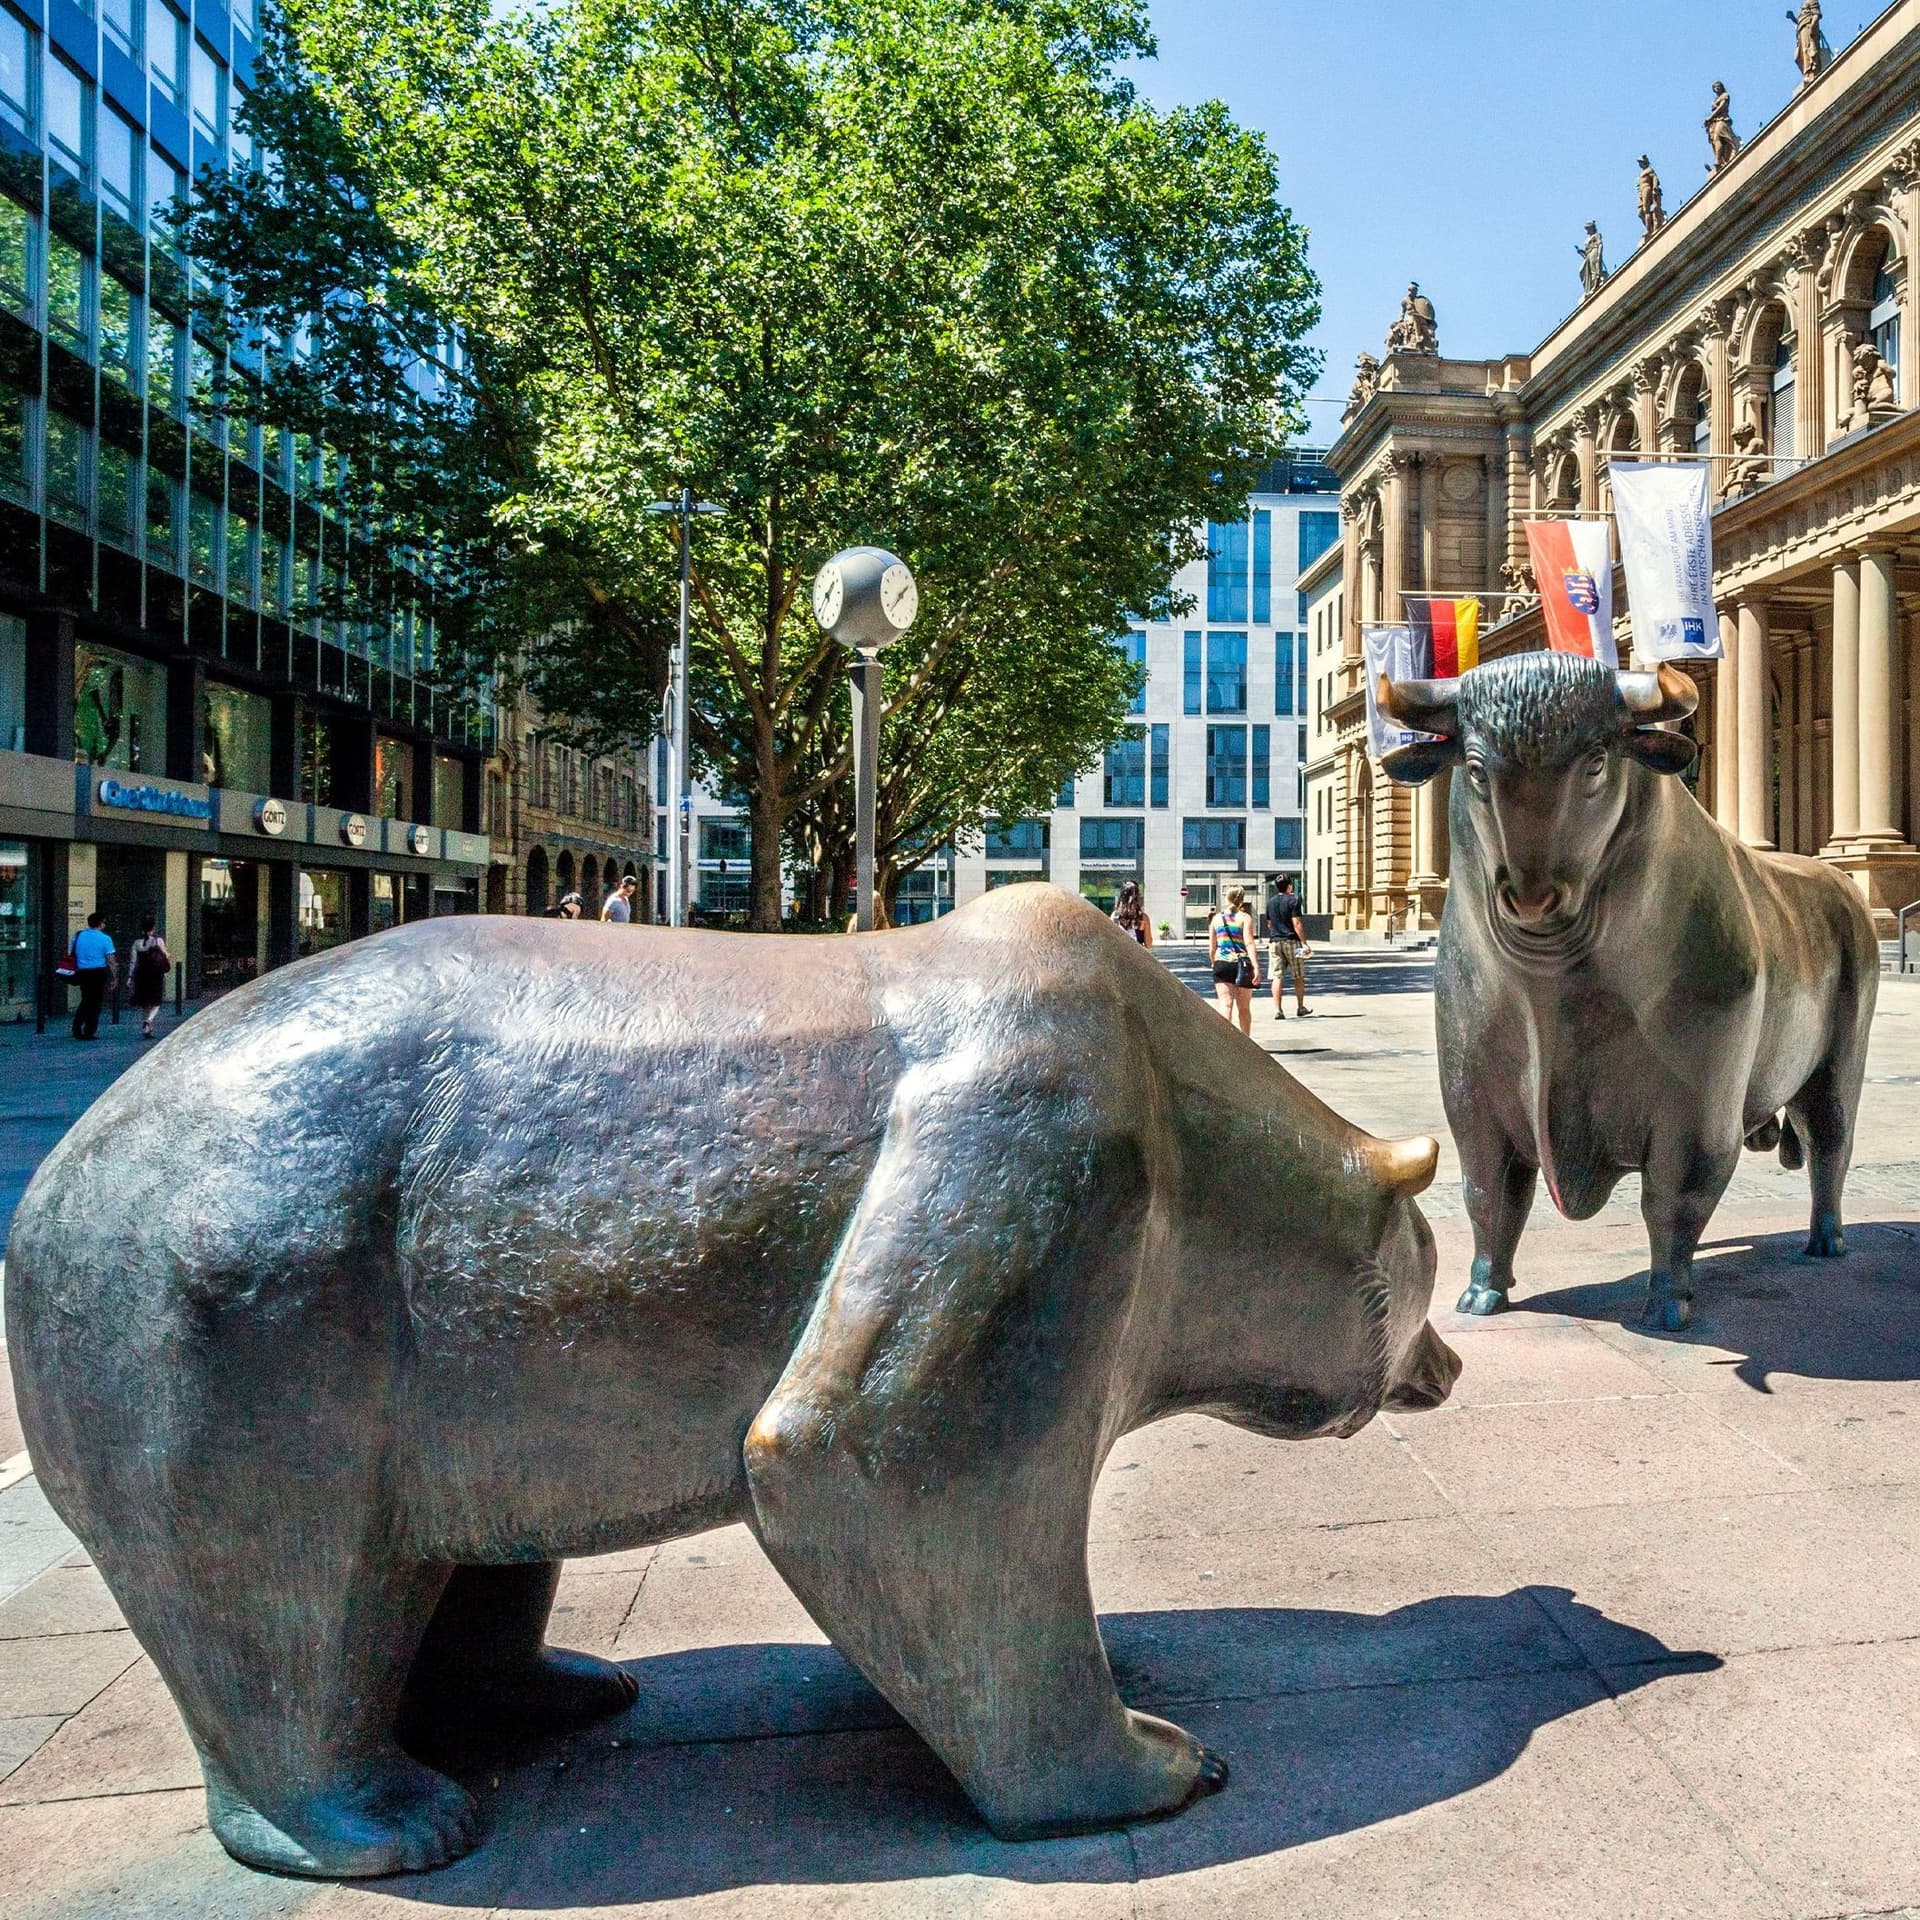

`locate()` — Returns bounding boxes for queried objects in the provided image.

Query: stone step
[1882,938,1913,973]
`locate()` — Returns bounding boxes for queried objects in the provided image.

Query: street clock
[812,548,919,652]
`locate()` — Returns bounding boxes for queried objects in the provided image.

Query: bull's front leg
[1637,1132,1741,1331]
[1457,1139,1537,1316]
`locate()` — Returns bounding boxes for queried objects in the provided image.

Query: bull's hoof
[1805,1216,1847,1259]
[205,1753,481,1879]
[1455,1281,1509,1317]
[1636,1293,1692,1333]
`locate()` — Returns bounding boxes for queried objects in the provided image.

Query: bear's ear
[1382,738,1464,786]
[1621,727,1696,776]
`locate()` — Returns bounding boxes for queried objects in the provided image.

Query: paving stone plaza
[3,951,1919,1920]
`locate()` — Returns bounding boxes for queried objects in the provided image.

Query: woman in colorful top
[1208,887,1260,1035]
[1110,880,1153,948]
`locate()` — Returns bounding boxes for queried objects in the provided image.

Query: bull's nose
[1497,881,1564,926]
[1384,1324,1462,1412]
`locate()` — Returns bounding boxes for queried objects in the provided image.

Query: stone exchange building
[1308,0,1920,941]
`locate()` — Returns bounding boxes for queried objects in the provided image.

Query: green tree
[188,0,1318,927]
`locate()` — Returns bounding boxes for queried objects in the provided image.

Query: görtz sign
[253,797,290,836]
[96,777,213,823]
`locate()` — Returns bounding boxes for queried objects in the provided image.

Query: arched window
[1770,332,1796,460]
[581,855,599,904]
[1871,257,1901,398]
[525,845,549,916]
[557,849,575,895]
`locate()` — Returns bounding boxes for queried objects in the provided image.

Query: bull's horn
[1363,1133,1440,1199]
[1615,661,1698,724]
[1378,674,1461,735]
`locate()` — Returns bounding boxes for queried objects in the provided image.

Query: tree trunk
[749,709,784,931]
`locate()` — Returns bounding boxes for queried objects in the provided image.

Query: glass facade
[1252,725,1270,809]
[1149,722,1168,808]
[1183,817,1245,861]
[1205,724,1247,807]
[298,868,348,957]
[1206,518,1248,621]
[1120,628,1146,715]
[1080,816,1143,861]
[1205,631,1246,713]
[74,642,166,769]
[201,679,271,790]
[1182,630,1201,714]
[1103,729,1145,808]
[1251,508,1271,624]
[985,818,1047,856]
[1298,511,1339,572]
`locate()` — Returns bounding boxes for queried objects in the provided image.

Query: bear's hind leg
[113,1535,479,1879]
[402,1562,637,1739]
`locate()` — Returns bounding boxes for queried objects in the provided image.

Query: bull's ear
[1622,726,1697,776]
[1382,738,1463,785]
[1361,1134,1440,1199]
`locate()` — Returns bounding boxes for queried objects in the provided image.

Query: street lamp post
[645,488,725,928]
[811,547,919,931]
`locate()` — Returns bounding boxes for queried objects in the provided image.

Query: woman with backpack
[1208,887,1260,1036]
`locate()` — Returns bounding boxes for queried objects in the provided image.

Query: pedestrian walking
[600,875,637,923]
[67,912,116,1042]
[1262,878,1312,1019]
[1208,887,1259,1036]
[544,892,583,920]
[1110,879,1154,948]
[128,916,172,1041]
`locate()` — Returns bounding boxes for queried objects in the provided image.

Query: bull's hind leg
[403,1562,637,1737]
[1457,1143,1537,1315]
[1792,1049,1866,1259]
[744,1066,1221,1839]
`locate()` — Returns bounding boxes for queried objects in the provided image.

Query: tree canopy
[186,0,1320,925]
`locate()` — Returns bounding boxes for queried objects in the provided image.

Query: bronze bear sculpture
[8,884,1457,1878]
[1380,652,1879,1331]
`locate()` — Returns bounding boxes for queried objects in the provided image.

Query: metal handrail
[1897,900,1920,975]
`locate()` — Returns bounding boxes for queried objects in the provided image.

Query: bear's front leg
[743,1064,1225,1838]
[746,1393,1222,1837]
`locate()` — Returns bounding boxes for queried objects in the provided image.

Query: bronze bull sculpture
[1380,651,1878,1331]
[7,884,1457,1879]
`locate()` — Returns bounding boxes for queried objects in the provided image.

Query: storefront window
[298,868,347,956]
[74,643,167,771]
[371,872,399,933]
[201,682,273,792]
[0,612,24,751]
[0,840,37,1020]
[301,708,336,804]
[200,857,259,996]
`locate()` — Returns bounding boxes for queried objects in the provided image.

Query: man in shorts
[1262,878,1311,1019]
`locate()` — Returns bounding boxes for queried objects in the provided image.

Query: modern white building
[952,452,1335,937]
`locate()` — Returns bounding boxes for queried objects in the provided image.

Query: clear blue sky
[1131,0,1876,443]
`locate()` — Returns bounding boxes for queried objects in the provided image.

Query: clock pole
[811,547,918,932]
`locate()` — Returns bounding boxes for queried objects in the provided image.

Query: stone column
[1381,459,1409,621]
[1705,318,1734,492]
[1737,598,1773,848]
[1777,641,1797,856]
[1417,452,1440,592]
[1795,639,1816,853]
[1858,547,1903,842]
[1482,452,1504,595]
[1828,556,1861,846]
[1714,610,1740,831]
[1575,413,1598,511]
[1340,501,1363,659]
[1504,425,1531,576]
[1791,230,1828,463]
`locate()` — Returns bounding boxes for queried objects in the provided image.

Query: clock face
[812,564,845,631]
[879,562,918,630]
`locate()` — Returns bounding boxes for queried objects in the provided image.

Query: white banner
[1611,460,1720,662]
[1363,625,1432,764]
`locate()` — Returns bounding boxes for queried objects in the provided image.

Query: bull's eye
[1465,761,1489,795]
[1586,749,1609,781]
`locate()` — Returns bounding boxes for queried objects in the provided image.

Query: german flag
[1405,596,1480,677]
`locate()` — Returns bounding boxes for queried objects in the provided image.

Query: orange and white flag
[1524,520,1617,667]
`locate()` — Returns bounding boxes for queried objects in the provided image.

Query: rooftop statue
[1344,350,1381,419]
[1577,222,1609,298]
[1705,81,1740,172]
[6,887,1457,1880]
[1378,654,1877,1333]
[1789,0,1830,83]
[1385,280,1439,356]
[1636,157,1666,240]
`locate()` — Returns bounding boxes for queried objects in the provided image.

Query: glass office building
[0,0,492,1019]
[954,454,1330,937]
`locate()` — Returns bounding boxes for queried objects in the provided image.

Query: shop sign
[406,824,432,855]
[97,777,213,823]
[340,813,369,848]
[254,797,289,836]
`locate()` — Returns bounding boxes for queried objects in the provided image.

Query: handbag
[53,941,78,981]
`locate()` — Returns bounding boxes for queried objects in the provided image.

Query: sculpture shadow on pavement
[374,1590,1715,1908]
[1511,1220,1920,1391]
